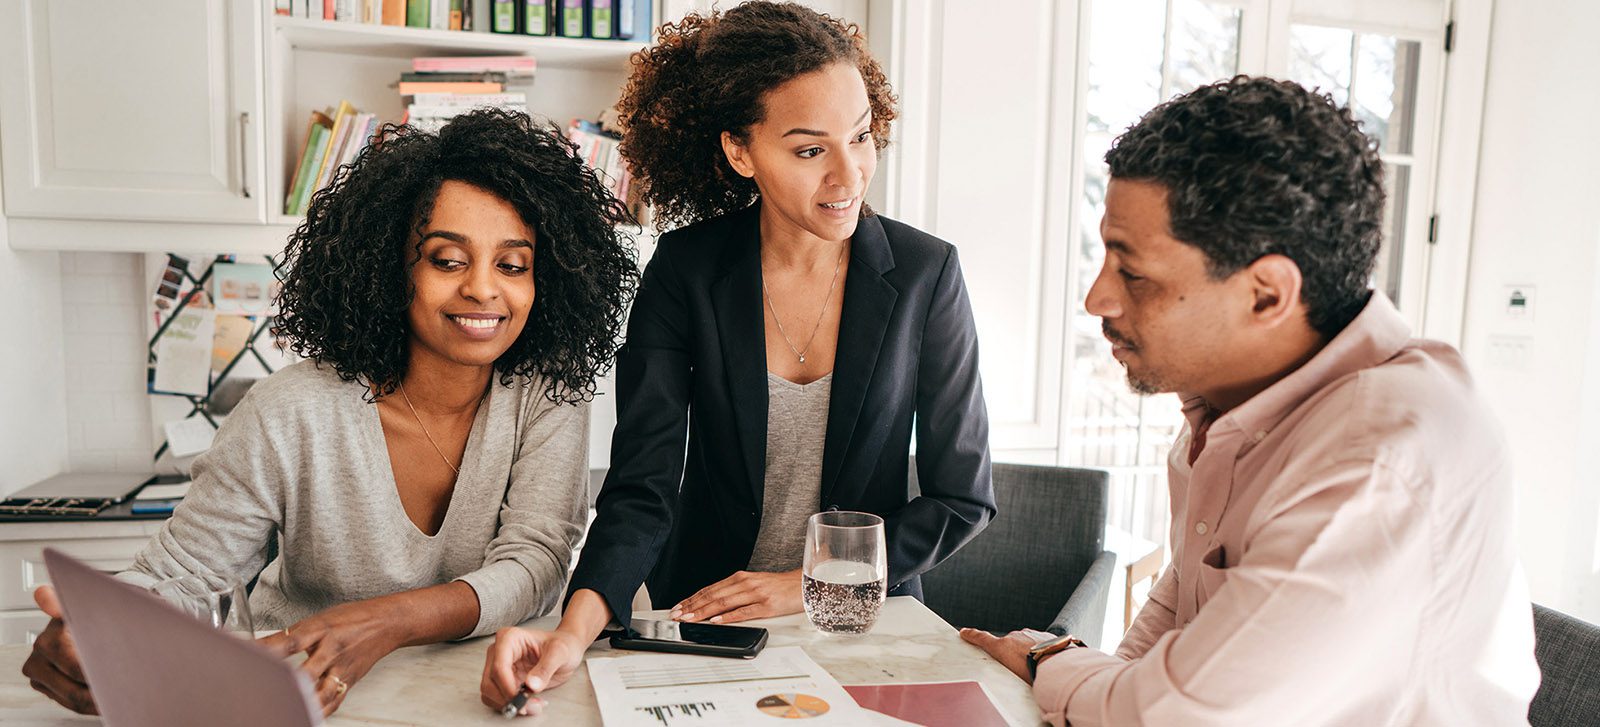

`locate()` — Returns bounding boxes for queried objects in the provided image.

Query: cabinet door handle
[238,112,252,199]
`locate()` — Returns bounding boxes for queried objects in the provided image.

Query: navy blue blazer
[567,204,996,626]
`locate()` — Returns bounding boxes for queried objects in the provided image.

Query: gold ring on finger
[329,674,348,696]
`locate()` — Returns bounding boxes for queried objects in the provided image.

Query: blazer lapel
[709,208,769,509]
[821,215,897,505]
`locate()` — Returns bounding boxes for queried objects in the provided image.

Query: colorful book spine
[490,0,518,33]
[397,81,504,95]
[407,0,428,26]
[557,0,584,37]
[589,0,615,39]
[524,0,551,36]
[382,0,406,24]
[288,124,331,215]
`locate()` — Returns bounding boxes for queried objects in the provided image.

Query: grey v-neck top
[746,372,832,572]
[117,360,590,638]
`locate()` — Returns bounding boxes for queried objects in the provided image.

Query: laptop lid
[13,473,153,502]
[42,548,321,727]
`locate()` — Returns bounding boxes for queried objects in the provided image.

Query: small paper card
[211,262,277,315]
[152,308,216,397]
[163,418,217,458]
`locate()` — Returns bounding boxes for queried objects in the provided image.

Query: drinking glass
[150,573,255,635]
[802,511,887,634]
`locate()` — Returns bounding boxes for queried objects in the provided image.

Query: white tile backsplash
[59,251,155,474]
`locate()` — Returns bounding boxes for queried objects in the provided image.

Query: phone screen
[627,618,768,650]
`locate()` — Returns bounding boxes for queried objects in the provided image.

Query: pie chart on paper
[755,693,831,719]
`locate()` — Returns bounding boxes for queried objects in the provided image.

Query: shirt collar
[1180,291,1412,440]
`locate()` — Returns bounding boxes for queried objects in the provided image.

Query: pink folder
[845,680,1010,727]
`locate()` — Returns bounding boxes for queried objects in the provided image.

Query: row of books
[284,101,378,216]
[489,0,652,40]
[275,0,654,41]
[277,0,477,30]
[567,119,645,221]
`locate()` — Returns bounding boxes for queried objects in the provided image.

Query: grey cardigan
[118,360,590,638]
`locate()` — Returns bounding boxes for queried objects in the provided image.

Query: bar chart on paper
[587,647,881,726]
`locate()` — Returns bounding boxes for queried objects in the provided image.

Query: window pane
[1375,163,1411,302]
[1169,0,1242,96]
[1086,0,1165,135]
[1353,36,1421,154]
[1289,25,1353,106]
[1068,0,1242,547]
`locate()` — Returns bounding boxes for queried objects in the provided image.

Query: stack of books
[400,56,535,133]
[567,119,641,220]
[275,0,653,40]
[284,101,379,216]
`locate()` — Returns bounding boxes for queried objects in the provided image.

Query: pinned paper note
[211,315,255,373]
[163,418,217,458]
[152,308,216,397]
[211,262,278,315]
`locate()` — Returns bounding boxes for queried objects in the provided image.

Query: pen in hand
[501,686,533,719]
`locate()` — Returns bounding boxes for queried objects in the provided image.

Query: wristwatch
[1026,634,1087,681]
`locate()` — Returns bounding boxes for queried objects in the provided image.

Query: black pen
[501,686,533,719]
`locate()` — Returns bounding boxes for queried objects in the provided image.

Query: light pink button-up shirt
[1034,293,1540,726]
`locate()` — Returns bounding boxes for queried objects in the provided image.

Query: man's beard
[1124,368,1163,396]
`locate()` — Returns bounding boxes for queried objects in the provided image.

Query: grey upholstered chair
[918,461,1116,647]
[1530,604,1600,726]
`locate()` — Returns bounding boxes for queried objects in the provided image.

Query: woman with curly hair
[482,2,995,713]
[22,109,638,718]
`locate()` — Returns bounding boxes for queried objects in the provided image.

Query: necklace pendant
[799,355,806,363]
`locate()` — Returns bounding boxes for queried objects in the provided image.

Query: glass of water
[802,511,887,635]
[150,573,255,635]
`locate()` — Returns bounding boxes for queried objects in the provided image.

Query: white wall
[1461,0,1600,622]
[0,171,69,495]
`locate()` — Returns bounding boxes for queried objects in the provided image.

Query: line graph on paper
[618,657,808,690]
[636,701,719,726]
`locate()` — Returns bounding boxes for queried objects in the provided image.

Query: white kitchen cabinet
[0,0,266,224]
[0,520,164,646]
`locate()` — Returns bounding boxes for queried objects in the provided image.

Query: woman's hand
[258,599,409,716]
[480,627,589,716]
[670,570,803,624]
[20,586,97,715]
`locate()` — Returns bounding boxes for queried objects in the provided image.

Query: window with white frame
[1062,0,1450,550]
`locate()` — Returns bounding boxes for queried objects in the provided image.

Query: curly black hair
[273,108,640,404]
[1106,75,1385,336]
[616,0,897,230]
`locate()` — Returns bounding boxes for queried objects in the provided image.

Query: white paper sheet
[586,646,909,727]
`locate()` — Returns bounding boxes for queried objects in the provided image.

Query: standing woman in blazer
[482,2,995,711]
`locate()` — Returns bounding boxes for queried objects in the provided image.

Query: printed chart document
[587,646,906,727]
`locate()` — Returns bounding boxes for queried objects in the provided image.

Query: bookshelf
[272,16,645,68]
[0,1,655,254]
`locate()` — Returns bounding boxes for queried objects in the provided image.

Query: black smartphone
[609,618,769,659]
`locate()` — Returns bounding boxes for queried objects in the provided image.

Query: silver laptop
[42,548,321,727]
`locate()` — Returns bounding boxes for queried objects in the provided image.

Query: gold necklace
[398,381,461,476]
[762,243,847,364]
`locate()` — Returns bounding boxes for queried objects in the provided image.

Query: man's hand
[669,570,803,624]
[20,586,97,715]
[479,627,589,717]
[959,627,1057,684]
[257,599,409,716]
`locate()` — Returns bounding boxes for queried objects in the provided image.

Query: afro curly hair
[273,108,639,404]
[1106,75,1386,337]
[615,0,897,230]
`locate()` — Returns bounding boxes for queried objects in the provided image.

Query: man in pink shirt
[962,76,1540,725]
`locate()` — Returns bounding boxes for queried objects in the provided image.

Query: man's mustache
[1102,321,1135,349]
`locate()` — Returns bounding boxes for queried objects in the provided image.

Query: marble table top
[0,596,1046,726]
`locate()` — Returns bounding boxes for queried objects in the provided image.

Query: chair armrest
[1048,550,1116,648]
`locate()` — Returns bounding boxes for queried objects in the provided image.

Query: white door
[0,0,264,223]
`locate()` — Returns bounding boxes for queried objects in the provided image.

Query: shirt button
[1195,521,1208,535]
